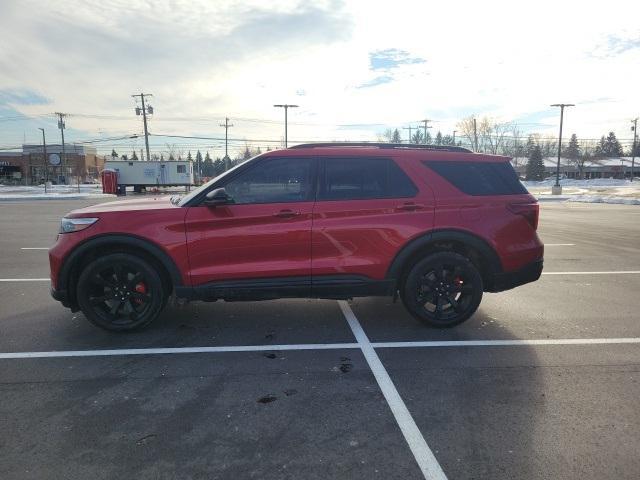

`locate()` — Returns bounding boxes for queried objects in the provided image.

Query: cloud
[0,89,50,106]
[356,75,393,89]
[369,49,426,71]
[605,35,640,55]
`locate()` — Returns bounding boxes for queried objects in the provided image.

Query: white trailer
[104,160,194,192]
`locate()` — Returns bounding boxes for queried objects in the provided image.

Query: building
[512,157,638,180]
[0,145,104,185]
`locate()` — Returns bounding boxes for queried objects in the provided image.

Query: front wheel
[401,251,483,328]
[76,253,166,331]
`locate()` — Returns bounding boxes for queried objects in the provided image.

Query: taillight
[507,202,539,230]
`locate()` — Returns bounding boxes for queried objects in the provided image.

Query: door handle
[396,202,424,211]
[273,209,301,218]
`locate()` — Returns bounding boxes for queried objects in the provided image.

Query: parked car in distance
[50,143,544,331]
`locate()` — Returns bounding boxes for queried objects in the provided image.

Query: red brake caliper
[133,282,147,304]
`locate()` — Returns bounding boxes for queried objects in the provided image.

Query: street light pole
[550,103,574,195]
[273,104,298,148]
[38,128,48,193]
[631,118,638,182]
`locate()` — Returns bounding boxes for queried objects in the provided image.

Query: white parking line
[0,278,49,282]
[339,300,448,480]
[373,338,640,348]
[544,243,576,246]
[20,247,49,250]
[0,343,360,359]
[542,271,640,275]
[3,337,638,360]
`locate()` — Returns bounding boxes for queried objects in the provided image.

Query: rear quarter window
[423,161,527,196]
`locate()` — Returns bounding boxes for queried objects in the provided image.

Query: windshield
[176,157,256,206]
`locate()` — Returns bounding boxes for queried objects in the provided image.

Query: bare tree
[456,116,477,150]
[379,128,394,142]
[456,115,512,154]
[568,141,601,179]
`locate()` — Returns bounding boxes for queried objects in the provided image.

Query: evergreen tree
[131,150,138,161]
[256,146,262,155]
[434,132,443,145]
[120,154,128,160]
[564,134,581,160]
[442,134,454,145]
[391,128,402,143]
[187,151,193,162]
[425,132,432,144]
[195,150,203,177]
[243,145,251,160]
[411,129,425,144]
[203,152,214,177]
[168,153,175,161]
[525,145,545,181]
[594,136,607,158]
[213,158,225,176]
[111,149,118,159]
[525,135,536,157]
[604,131,623,157]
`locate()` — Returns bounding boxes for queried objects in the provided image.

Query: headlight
[60,217,99,234]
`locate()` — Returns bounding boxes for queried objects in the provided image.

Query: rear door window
[424,161,527,195]
[319,157,417,200]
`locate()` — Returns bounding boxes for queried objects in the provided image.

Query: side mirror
[204,187,232,206]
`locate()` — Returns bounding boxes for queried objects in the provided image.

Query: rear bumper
[488,258,543,292]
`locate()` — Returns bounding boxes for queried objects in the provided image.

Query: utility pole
[403,125,414,144]
[420,119,432,144]
[219,117,234,170]
[273,104,298,148]
[132,93,153,162]
[38,128,48,193]
[550,103,574,194]
[631,118,638,182]
[473,117,478,151]
[55,113,67,184]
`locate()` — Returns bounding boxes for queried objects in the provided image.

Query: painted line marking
[0,343,360,359]
[2,337,639,360]
[339,300,447,480]
[372,338,640,348]
[542,271,640,275]
[0,278,50,282]
[544,243,576,246]
[20,247,49,250]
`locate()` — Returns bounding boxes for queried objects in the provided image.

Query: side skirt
[175,275,396,302]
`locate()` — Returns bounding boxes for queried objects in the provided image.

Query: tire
[401,251,483,328]
[76,253,166,331]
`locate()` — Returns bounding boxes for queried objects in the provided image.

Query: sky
[1,0,639,158]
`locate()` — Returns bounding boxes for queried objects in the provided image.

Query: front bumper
[488,259,543,292]
[50,287,79,311]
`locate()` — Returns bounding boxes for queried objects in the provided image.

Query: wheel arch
[386,229,503,290]
[58,234,183,307]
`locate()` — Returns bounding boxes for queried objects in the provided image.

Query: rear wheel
[76,253,166,331]
[401,251,483,328]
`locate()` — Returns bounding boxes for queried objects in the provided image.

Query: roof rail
[288,142,473,153]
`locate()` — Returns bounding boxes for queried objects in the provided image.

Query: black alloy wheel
[77,253,165,331]
[401,251,483,327]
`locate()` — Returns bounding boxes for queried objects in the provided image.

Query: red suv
[50,143,543,331]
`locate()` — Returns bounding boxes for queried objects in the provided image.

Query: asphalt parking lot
[1,199,639,480]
